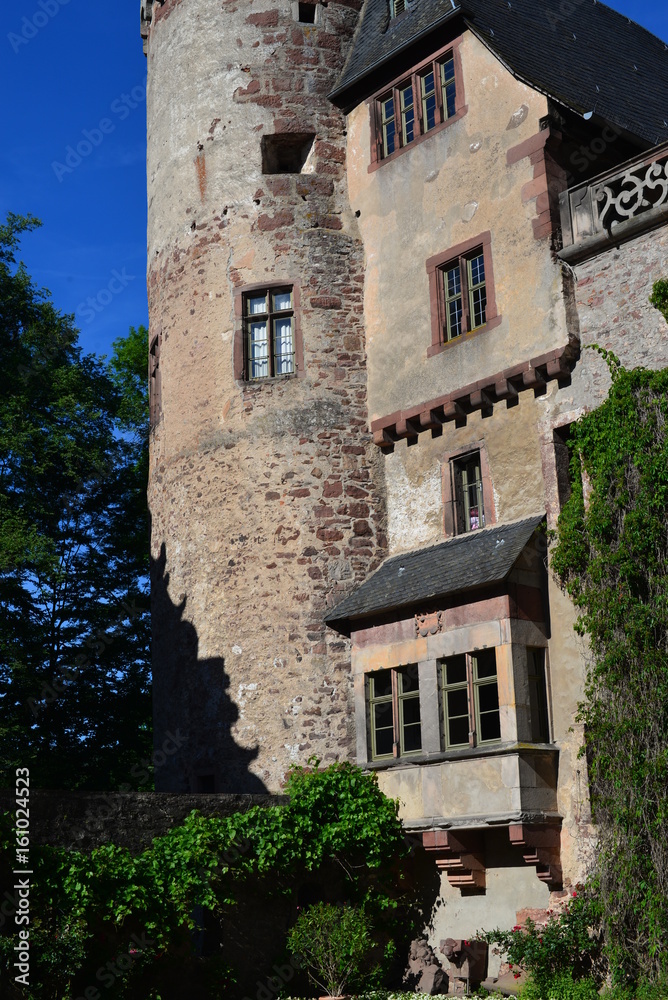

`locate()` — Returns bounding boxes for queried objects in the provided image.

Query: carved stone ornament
[415,611,443,637]
[595,154,668,230]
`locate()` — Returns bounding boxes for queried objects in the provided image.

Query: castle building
[141,0,668,967]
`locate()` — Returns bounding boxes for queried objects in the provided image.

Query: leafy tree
[0,213,151,790]
[551,340,668,981]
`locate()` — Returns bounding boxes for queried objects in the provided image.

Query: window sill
[364,740,557,771]
[368,105,468,174]
[426,314,503,358]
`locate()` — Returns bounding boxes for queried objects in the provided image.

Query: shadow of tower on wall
[151,543,267,793]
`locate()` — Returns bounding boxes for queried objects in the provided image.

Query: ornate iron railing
[559,141,668,262]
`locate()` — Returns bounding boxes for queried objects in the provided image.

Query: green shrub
[287,902,375,996]
[520,971,599,1000]
[480,891,602,995]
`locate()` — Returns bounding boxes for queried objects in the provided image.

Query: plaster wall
[346,30,569,422]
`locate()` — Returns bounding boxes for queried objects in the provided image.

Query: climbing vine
[551,295,668,983]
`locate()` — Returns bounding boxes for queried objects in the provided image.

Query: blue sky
[1,0,666,362]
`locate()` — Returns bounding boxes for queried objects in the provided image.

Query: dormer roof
[331,0,668,146]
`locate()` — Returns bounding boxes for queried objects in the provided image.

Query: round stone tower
[142,0,386,793]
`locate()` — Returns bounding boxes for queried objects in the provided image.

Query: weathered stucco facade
[142,0,668,983]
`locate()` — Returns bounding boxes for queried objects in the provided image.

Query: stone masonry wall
[144,0,387,794]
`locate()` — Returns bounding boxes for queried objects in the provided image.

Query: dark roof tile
[325,513,545,630]
[332,0,668,145]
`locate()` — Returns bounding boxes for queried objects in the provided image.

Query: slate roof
[331,0,668,145]
[325,514,545,632]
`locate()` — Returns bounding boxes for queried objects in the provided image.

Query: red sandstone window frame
[233,281,304,382]
[368,38,467,171]
[442,443,496,537]
[426,231,501,358]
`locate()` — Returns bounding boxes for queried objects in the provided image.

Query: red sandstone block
[246,9,279,26]
[323,480,343,498]
[353,520,372,536]
[317,527,344,542]
[290,488,311,498]
[310,295,342,309]
[257,210,295,231]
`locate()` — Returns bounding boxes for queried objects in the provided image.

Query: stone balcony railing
[559,140,668,263]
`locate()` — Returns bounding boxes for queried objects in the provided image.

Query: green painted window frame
[441,650,501,749]
[452,451,485,533]
[368,665,422,760]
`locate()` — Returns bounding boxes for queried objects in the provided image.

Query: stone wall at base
[0,790,285,853]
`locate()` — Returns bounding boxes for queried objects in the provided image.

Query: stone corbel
[422,829,486,891]
[508,822,562,889]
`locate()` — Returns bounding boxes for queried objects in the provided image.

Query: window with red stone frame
[369,39,467,170]
[233,281,304,382]
[426,232,501,358]
[442,444,496,537]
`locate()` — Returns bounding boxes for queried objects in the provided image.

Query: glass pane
[479,710,501,742]
[421,71,436,130]
[272,290,292,311]
[249,321,269,378]
[445,81,456,118]
[399,664,419,694]
[474,649,496,680]
[447,298,462,339]
[471,287,487,328]
[441,57,455,83]
[273,317,294,375]
[400,85,415,145]
[447,688,468,718]
[381,96,396,156]
[247,294,267,315]
[469,253,485,286]
[373,717,394,757]
[448,715,469,746]
[371,671,392,699]
[401,695,421,727]
[477,683,499,713]
[402,721,422,753]
[445,655,467,686]
[446,266,461,297]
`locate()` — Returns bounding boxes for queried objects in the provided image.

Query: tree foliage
[0,763,410,999]
[0,214,151,789]
[551,340,668,981]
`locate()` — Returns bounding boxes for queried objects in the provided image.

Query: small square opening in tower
[261,133,316,175]
[298,2,317,23]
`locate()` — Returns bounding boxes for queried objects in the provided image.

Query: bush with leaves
[288,902,375,997]
[480,891,602,997]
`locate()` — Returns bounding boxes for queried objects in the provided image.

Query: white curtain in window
[273,317,294,374]
[249,320,269,378]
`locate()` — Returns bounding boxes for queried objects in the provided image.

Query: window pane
[399,664,419,694]
[461,455,484,531]
[441,58,456,118]
[371,671,392,699]
[402,721,422,753]
[528,648,550,742]
[447,714,469,747]
[471,286,487,328]
[445,655,467,685]
[381,96,396,156]
[247,294,267,315]
[447,687,468,718]
[477,683,499,713]
[272,290,292,311]
[479,711,501,742]
[249,321,269,378]
[373,713,394,757]
[273,317,294,375]
[400,84,415,145]
[446,266,461,297]
[474,649,496,679]
[468,252,487,328]
[421,71,436,131]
